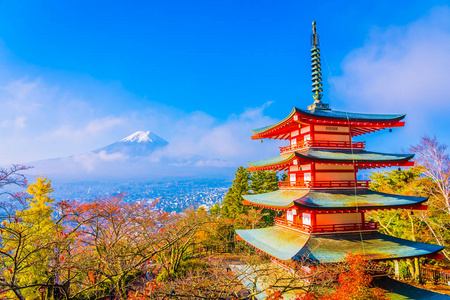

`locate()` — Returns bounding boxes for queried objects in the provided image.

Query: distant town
[50,178,231,212]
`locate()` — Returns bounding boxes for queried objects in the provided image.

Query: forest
[0,135,449,300]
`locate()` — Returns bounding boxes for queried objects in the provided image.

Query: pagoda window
[304,173,311,182]
[289,165,299,172]
[300,126,310,135]
[290,173,296,183]
[291,130,299,137]
[301,164,311,171]
[291,138,297,146]
[286,209,297,222]
[302,213,312,226]
[304,134,311,142]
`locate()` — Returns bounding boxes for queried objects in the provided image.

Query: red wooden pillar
[311,162,316,185]
[311,211,316,229]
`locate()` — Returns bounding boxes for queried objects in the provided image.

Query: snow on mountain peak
[121,131,167,144]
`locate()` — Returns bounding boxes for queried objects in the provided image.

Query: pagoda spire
[308,21,329,111]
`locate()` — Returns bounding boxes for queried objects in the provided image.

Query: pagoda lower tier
[236,227,444,264]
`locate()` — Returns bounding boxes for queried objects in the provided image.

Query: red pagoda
[235,21,444,268]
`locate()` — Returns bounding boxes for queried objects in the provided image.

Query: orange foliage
[266,290,284,300]
[296,254,387,300]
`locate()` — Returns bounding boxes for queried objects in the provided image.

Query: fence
[420,268,450,284]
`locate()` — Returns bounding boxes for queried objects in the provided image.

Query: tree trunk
[406,259,415,281]
[394,260,399,279]
[415,257,422,284]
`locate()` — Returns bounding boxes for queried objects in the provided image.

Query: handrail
[278,180,370,189]
[274,217,379,233]
[279,140,365,153]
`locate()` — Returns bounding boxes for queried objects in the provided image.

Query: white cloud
[71,151,127,172]
[148,102,282,167]
[1,116,26,129]
[50,116,125,141]
[332,6,450,148]
[0,69,281,173]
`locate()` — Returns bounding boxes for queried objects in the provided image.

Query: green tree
[0,176,65,300]
[221,166,250,220]
[250,170,281,226]
[250,170,279,194]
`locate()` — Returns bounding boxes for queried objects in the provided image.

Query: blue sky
[0,1,449,169]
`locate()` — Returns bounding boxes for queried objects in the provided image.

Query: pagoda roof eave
[236,227,444,263]
[242,189,309,210]
[251,107,406,138]
[248,149,414,170]
[299,232,444,263]
[294,108,405,123]
[248,152,296,169]
[236,227,310,261]
[251,108,297,135]
[242,189,428,210]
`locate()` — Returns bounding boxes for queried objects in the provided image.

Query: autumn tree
[0,176,68,300]
[298,254,387,300]
[410,136,450,262]
[368,166,433,282]
[0,165,31,218]
[153,208,212,280]
[0,165,30,198]
[128,254,325,300]
[367,136,450,281]
[58,194,208,300]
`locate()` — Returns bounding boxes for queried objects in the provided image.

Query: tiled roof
[251,107,405,135]
[236,227,444,263]
[248,149,413,168]
[296,108,405,122]
[242,189,428,210]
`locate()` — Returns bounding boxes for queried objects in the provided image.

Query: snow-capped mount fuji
[25,130,234,181]
[93,131,168,158]
[121,131,168,144]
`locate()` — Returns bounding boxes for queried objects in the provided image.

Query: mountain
[24,131,234,181]
[93,131,168,158]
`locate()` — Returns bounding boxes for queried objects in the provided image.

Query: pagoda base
[236,226,444,264]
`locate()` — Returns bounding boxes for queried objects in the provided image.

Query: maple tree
[297,254,387,300]
[127,254,321,300]
[56,194,208,300]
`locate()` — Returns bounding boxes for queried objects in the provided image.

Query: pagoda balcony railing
[279,140,365,154]
[278,180,370,189]
[274,217,379,234]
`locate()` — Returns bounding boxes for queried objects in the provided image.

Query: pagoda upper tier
[251,107,405,140]
[248,149,414,172]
